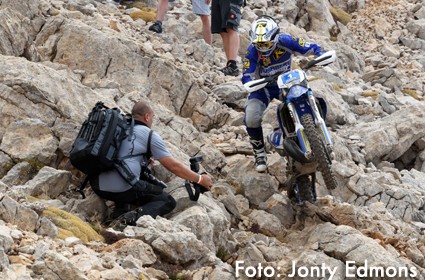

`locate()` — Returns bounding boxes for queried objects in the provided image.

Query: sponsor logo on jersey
[262,56,271,66]
[260,62,291,76]
[273,48,286,60]
[243,58,250,69]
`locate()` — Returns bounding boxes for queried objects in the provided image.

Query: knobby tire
[297,175,315,203]
[301,114,338,190]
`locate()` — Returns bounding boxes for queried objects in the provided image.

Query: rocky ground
[0,0,425,279]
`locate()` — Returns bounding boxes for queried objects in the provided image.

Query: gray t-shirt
[99,125,171,192]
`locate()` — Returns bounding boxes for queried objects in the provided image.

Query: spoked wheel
[301,114,338,190]
[297,175,316,203]
[286,174,316,204]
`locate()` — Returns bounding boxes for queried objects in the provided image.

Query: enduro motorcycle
[244,50,338,203]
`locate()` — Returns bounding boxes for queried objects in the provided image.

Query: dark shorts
[211,0,243,34]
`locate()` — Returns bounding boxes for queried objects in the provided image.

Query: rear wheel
[301,114,337,190]
[297,175,315,203]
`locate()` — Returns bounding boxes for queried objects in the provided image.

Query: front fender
[316,96,328,120]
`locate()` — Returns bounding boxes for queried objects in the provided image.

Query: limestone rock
[32,250,88,280]
[124,216,219,268]
[0,195,39,232]
[23,166,72,199]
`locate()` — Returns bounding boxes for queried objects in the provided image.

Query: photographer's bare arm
[159,156,213,190]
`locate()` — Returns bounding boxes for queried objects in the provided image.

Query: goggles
[254,41,274,50]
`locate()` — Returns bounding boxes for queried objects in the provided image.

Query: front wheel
[301,114,337,190]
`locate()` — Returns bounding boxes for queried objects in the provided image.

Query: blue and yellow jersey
[242,34,326,84]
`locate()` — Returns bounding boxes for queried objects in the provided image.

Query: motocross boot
[249,138,267,172]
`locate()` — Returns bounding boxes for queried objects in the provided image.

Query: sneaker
[254,152,267,172]
[110,203,131,220]
[221,66,240,76]
[121,211,138,225]
[149,21,163,33]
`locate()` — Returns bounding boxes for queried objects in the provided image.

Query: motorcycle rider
[242,15,328,172]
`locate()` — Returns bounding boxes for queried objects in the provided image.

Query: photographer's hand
[197,174,213,191]
[159,156,213,190]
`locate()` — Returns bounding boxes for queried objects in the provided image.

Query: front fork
[307,92,333,147]
[287,102,313,160]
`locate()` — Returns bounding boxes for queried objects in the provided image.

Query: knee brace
[244,98,266,128]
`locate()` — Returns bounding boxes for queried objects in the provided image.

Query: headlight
[287,85,308,99]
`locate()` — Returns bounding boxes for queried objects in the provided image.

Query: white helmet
[250,16,280,56]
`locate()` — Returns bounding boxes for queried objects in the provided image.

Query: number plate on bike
[278,69,305,89]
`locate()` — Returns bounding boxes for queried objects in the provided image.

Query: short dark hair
[131,101,152,118]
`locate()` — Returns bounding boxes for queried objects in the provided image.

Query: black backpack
[70,102,130,174]
[70,101,154,198]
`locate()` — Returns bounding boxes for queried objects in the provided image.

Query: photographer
[90,100,212,226]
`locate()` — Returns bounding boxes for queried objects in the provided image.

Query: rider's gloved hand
[267,80,278,88]
[298,58,310,69]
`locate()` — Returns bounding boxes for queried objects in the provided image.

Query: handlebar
[243,50,336,93]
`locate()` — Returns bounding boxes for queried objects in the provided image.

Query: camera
[140,165,168,189]
[189,156,203,173]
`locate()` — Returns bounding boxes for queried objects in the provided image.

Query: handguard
[244,76,277,93]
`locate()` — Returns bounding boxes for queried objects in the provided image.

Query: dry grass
[130,8,157,23]
[332,83,343,91]
[43,207,104,243]
[361,90,379,100]
[402,89,422,100]
[330,7,352,25]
